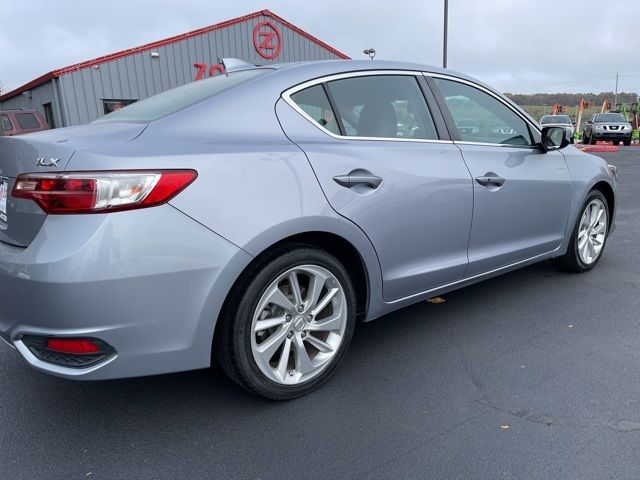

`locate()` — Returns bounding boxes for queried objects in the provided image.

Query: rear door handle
[475,173,505,188]
[333,171,383,189]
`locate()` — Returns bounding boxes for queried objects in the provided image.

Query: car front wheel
[552,190,609,272]
[215,246,357,399]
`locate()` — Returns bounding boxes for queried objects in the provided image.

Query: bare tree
[0,80,5,96]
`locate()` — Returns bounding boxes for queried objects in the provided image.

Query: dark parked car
[0,109,50,136]
[582,113,632,146]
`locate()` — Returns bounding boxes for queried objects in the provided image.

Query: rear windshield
[594,113,626,123]
[93,69,269,123]
[541,115,571,124]
[16,113,41,129]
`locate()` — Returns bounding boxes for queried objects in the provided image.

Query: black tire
[624,139,631,146]
[590,135,597,145]
[552,190,609,273]
[613,140,620,146]
[582,133,589,144]
[214,245,357,400]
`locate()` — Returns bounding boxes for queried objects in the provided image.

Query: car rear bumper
[0,204,252,380]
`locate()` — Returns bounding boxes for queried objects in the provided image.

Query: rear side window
[1,115,12,131]
[290,85,340,135]
[325,75,438,140]
[434,78,533,146]
[16,113,41,130]
[93,69,269,123]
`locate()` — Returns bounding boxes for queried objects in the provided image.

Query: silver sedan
[0,60,616,399]
[540,114,575,143]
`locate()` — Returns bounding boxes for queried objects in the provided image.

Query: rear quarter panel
[66,83,386,320]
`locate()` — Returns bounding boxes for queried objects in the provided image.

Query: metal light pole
[614,73,619,106]
[443,0,449,68]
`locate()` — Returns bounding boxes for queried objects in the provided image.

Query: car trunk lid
[0,122,147,247]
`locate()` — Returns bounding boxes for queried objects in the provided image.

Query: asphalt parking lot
[1,147,639,480]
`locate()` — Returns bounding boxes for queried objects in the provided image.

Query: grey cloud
[1,0,637,94]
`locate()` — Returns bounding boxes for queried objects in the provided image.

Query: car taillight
[12,170,197,214]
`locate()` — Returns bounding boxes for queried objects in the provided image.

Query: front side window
[16,113,41,130]
[325,75,438,140]
[1,115,12,131]
[434,78,532,146]
[290,85,340,135]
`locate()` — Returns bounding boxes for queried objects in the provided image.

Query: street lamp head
[363,48,376,60]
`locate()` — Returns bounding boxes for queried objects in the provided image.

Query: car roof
[264,59,470,81]
[253,59,507,103]
[261,60,484,86]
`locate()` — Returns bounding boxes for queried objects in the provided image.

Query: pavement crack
[476,400,640,433]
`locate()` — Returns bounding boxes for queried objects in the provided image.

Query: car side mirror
[538,126,569,152]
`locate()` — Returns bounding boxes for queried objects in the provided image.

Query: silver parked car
[0,60,617,399]
[540,114,575,143]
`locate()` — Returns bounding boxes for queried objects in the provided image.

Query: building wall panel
[0,81,59,127]
[15,13,345,126]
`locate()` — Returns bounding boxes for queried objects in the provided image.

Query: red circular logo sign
[253,21,282,60]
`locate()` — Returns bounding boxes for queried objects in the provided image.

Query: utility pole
[443,0,448,68]
[614,73,619,106]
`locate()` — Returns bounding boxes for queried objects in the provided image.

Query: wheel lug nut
[306,315,312,321]
[298,305,304,312]
[285,314,291,322]
[301,332,306,338]
[288,370,295,377]
[287,332,294,339]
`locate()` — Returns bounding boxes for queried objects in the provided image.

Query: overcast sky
[1,0,638,94]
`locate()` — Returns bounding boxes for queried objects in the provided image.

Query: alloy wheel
[577,199,608,265]
[250,265,348,385]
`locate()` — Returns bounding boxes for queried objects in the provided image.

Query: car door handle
[475,173,505,188]
[333,171,383,189]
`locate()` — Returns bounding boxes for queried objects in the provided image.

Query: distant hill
[504,92,639,106]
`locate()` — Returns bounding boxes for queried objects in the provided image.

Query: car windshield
[541,115,571,124]
[93,69,270,123]
[594,113,626,123]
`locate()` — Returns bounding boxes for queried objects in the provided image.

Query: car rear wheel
[552,190,609,273]
[624,139,631,146]
[215,246,357,399]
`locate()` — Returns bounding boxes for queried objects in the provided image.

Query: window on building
[102,99,138,115]
[16,113,41,130]
[1,115,12,132]
[290,85,340,135]
[433,78,533,146]
[43,103,55,128]
[325,75,438,140]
